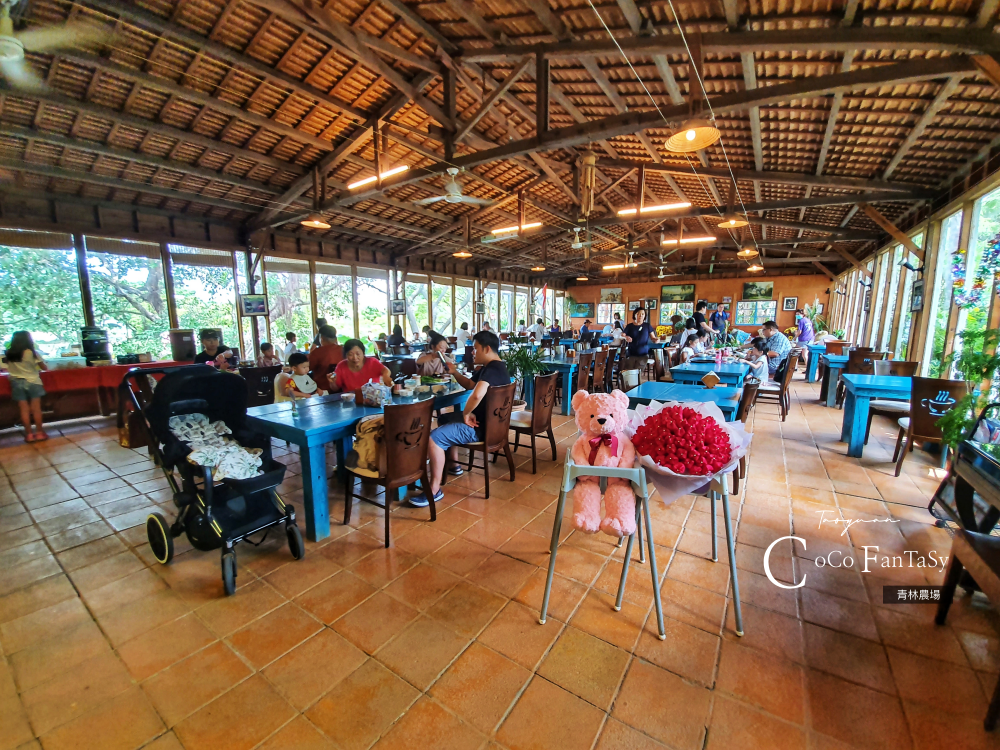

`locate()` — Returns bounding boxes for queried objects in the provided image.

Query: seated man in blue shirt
[761,320,792,375]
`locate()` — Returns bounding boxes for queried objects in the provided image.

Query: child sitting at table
[274,352,326,402]
[256,342,283,367]
[746,337,770,384]
[679,337,697,363]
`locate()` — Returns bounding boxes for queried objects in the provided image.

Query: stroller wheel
[147,513,174,565]
[221,552,237,596]
[286,523,305,560]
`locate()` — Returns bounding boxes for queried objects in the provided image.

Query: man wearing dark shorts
[410,330,510,507]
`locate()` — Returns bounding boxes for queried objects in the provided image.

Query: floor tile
[612,659,711,750]
[426,581,506,638]
[477,601,562,670]
[497,676,606,750]
[715,639,805,724]
[371,697,484,750]
[262,629,367,711]
[705,695,806,750]
[117,612,216,681]
[537,626,630,709]
[431,642,530,733]
[333,591,418,654]
[294,570,376,625]
[227,603,323,669]
[37,687,163,750]
[376,615,470,690]
[806,669,911,750]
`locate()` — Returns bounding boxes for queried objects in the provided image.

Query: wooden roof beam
[858,202,925,262]
[455,57,531,143]
[812,261,838,280]
[829,244,872,277]
[329,56,976,209]
[457,27,1000,63]
[882,75,963,179]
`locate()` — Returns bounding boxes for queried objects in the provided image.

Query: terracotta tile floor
[2,378,999,750]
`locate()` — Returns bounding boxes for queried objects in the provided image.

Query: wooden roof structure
[1,0,1000,284]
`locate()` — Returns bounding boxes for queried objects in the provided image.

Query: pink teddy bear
[570,389,637,537]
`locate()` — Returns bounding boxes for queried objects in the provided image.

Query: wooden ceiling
[1,0,999,283]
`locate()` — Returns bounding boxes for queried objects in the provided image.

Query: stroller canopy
[146,367,249,443]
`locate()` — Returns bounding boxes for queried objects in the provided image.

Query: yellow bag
[345,414,386,478]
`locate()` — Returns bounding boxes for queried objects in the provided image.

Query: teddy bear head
[572,389,630,438]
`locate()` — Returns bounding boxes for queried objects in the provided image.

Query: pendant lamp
[666,118,720,153]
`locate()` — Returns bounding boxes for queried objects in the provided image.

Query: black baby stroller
[119,365,303,595]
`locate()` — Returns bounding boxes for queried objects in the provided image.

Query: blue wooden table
[247,385,471,541]
[670,361,750,386]
[627,382,742,421]
[539,349,601,416]
[819,354,848,407]
[841,374,911,458]
[805,344,827,382]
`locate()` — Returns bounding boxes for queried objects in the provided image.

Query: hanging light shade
[666,118,720,153]
[531,264,546,272]
[746,262,764,272]
[736,243,759,259]
[453,249,472,259]
[718,212,749,229]
[301,212,331,229]
[576,275,589,281]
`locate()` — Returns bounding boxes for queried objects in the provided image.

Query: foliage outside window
[735,301,777,326]
[955,186,1000,362]
[555,294,564,327]
[432,279,453,335]
[315,264,355,342]
[265,259,312,347]
[0,243,84,356]
[500,289,513,331]
[170,246,239,352]
[879,247,902,351]
[867,252,889,347]
[926,211,963,376]
[405,277,429,336]
[455,283,474,331]
[893,234,922,359]
[357,268,389,343]
[515,290,527,328]
[87,245,170,359]
[597,303,625,324]
[484,285,498,330]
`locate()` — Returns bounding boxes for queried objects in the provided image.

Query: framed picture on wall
[570,303,595,318]
[645,299,657,310]
[239,294,268,316]
[660,284,695,303]
[910,280,924,311]
[628,300,642,312]
[390,299,407,316]
[475,302,486,315]
[722,296,732,304]
[742,281,774,301]
[782,297,798,311]
[600,287,623,303]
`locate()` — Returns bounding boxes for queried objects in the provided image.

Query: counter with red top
[0,361,190,429]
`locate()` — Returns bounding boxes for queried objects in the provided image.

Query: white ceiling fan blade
[457,196,492,206]
[0,58,45,91]
[18,20,110,53]
[413,196,447,205]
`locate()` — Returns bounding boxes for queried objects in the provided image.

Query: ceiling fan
[413,167,492,206]
[0,2,109,91]
[657,254,679,279]
[569,226,594,251]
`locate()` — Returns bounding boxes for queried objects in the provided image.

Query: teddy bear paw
[600,516,636,538]
[572,512,601,534]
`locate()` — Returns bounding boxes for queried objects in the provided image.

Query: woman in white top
[3,331,48,441]
[746,336,769,384]
[679,338,697,363]
[455,322,472,347]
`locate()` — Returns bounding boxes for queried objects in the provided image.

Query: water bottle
[716,349,722,366]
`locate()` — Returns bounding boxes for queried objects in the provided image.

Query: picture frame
[742,281,774,301]
[475,302,486,315]
[660,284,695,303]
[239,294,268,316]
[570,302,596,318]
[600,287,623,303]
[782,296,798,311]
[645,298,657,310]
[722,296,732,304]
[910,279,924,312]
[628,300,642,312]
[390,298,407,316]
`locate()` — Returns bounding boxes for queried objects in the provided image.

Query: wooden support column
[309,259,319,340]
[351,265,360,338]
[812,261,836,281]
[942,201,977,368]
[247,248,261,356]
[863,255,885,347]
[536,52,549,134]
[831,245,872,278]
[443,65,456,162]
[74,234,95,327]
[908,226,937,367]
[160,241,179,329]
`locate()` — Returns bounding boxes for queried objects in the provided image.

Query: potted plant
[936,328,1000,450]
[501,342,550,407]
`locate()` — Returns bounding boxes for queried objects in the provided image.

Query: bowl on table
[341,393,356,405]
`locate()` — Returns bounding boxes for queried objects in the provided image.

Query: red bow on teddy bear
[588,434,618,466]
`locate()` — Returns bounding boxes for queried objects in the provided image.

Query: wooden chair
[463,345,475,368]
[756,352,799,421]
[864,360,919,444]
[892,377,969,477]
[575,352,594,393]
[591,350,608,392]
[375,340,388,354]
[391,345,410,355]
[836,349,886,408]
[619,368,640,392]
[732,377,761,495]
[241,366,283,408]
[510,372,558,473]
[824,341,849,356]
[401,358,418,377]
[343,399,435,547]
[603,347,619,393]
[937,529,1000,730]
[651,349,668,381]
[460,381,517,498]
[384,360,403,381]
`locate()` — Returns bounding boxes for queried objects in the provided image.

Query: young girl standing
[3,332,48,442]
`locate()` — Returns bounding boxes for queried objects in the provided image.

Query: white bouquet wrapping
[623,400,753,506]
[169,413,264,481]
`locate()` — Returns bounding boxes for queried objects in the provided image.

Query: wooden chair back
[385,360,403,381]
[908,377,969,441]
[604,348,618,393]
[463,345,475,368]
[824,341,848,356]
[652,349,667,380]
[779,352,799,394]
[874,360,919,378]
[664,346,680,367]
[530,372,559,432]
[736,378,760,423]
[846,349,884,375]
[391,345,410,355]
[853,346,874,353]
[592,350,608,391]
[401,358,418,377]
[620,368,640,391]
[375,340,387,353]
[575,352,594,392]
[242,366,283,407]
[382,399,434,488]
[482,381,517,451]
[448,337,457,345]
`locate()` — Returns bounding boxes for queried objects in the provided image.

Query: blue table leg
[299,442,331,542]
[824,367,841,408]
[561,369,573,416]
[806,354,819,383]
[842,392,869,458]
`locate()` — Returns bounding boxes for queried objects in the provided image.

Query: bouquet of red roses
[631,405,732,476]
[625,400,752,505]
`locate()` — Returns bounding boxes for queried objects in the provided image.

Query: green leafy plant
[804,302,828,333]
[833,328,845,339]
[936,328,1000,448]
[501,343,549,399]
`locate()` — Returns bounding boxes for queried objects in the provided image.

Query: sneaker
[408,489,444,508]
[446,464,464,476]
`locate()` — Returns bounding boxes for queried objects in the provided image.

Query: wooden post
[74,234,95,327]
[908,227,936,367]
[863,254,885,346]
[443,67,456,162]
[160,241,179,329]
[247,248,261,357]
[536,52,549,134]
[309,259,319,340]
[351,265,360,338]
